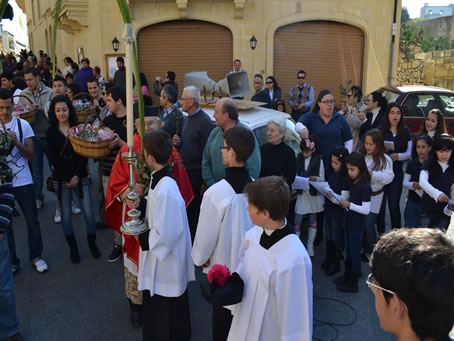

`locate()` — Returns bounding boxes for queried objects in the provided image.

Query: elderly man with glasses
[173,86,213,241]
[368,228,454,341]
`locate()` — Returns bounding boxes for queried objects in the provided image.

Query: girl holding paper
[294,135,324,257]
[403,135,432,227]
[378,103,412,232]
[419,134,454,229]
[361,129,394,260]
[321,147,349,276]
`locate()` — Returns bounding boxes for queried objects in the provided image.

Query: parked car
[377,85,454,135]
[202,104,302,155]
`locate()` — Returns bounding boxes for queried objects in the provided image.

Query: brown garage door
[274,21,364,110]
[137,20,233,104]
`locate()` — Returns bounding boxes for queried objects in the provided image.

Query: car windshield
[254,119,301,156]
[402,93,454,117]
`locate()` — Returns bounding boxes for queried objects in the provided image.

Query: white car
[202,105,302,155]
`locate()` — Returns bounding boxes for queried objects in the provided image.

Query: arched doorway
[137,20,233,103]
[274,21,365,106]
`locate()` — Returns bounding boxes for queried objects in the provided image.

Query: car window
[440,95,454,117]
[381,90,399,103]
[402,94,432,117]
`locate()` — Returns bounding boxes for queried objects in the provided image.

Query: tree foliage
[401,7,410,24]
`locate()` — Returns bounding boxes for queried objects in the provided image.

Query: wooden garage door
[274,21,364,109]
[137,20,233,103]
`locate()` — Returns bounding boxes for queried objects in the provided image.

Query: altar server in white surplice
[128,131,195,341]
[192,126,256,341]
[227,176,313,341]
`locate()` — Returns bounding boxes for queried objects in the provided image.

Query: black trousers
[212,305,233,341]
[186,169,203,242]
[142,289,191,341]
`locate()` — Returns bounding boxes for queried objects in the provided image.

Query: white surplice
[192,179,253,274]
[227,226,313,341]
[138,176,195,297]
[365,154,394,214]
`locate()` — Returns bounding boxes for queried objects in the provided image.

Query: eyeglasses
[298,76,306,79]
[346,94,353,98]
[266,81,273,84]
[365,99,372,103]
[219,145,231,150]
[320,100,335,105]
[366,274,396,296]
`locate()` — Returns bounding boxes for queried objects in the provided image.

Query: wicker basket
[73,92,97,123]
[68,135,113,159]
[13,95,36,125]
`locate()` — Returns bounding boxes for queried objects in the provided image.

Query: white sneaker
[72,202,81,215]
[36,199,43,209]
[33,258,48,273]
[54,208,61,224]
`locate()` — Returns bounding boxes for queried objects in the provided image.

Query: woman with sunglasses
[263,76,281,108]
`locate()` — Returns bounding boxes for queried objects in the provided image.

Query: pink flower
[208,264,231,286]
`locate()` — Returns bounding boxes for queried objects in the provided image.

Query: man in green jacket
[202,98,261,187]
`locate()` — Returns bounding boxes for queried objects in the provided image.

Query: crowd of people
[0,52,453,341]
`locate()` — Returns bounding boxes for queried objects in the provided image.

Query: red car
[378,85,454,135]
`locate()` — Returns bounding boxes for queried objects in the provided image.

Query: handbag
[46,137,69,192]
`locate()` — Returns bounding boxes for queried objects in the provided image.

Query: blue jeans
[0,234,19,337]
[420,213,450,230]
[344,224,364,274]
[31,137,51,202]
[404,200,421,228]
[363,212,378,255]
[7,184,43,265]
[59,182,96,235]
[323,212,342,246]
[378,168,404,232]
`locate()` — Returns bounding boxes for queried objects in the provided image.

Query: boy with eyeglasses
[369,228,454,341]
[288,70,314,121]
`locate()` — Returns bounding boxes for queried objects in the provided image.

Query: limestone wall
[397,45,454,90]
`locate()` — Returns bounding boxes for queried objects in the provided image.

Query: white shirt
[365,154,394,213]
[228,226,313,341]
[138,176,195,296]
[1,118,34,187]
[192,179,253,274]
[419,161,454,202]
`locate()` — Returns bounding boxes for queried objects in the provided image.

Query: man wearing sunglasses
[288,70,314,122]
[369,228,454,341]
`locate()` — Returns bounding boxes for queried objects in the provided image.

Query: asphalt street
[8,159,404,341]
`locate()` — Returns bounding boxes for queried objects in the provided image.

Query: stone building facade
[16,0,401,102]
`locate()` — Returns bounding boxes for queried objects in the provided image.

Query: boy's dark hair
[48,95,78,127]
[24,67,39,77]
[104,81,115,92]
[297,70,306,76]
[0,87,12,101]
[244,176,290,221]
[65,73,73,80]
[14,77,26,90]
[116,56,124,63]
[142,130,172,165]
[162,84,177,104]
[0,71,13,81]
[345,151,370,187]
[370,228,454,341]
[106,86,126,106]
[254,73,263,80]
[81,57,90,65]
[93,66,101,74]
[224,126,255,163]
[52,76,66,86]
[87,76,98,86]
